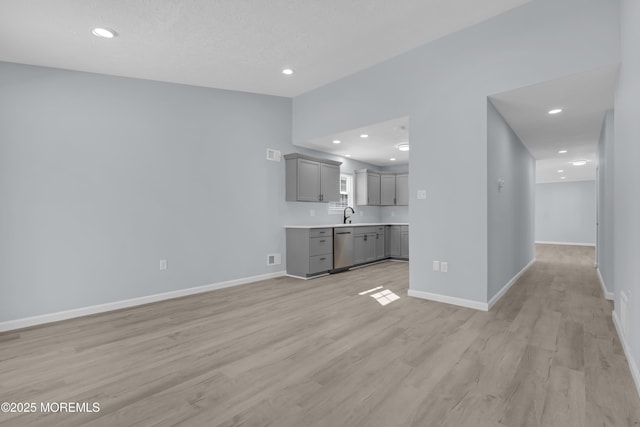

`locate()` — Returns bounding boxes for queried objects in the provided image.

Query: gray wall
[487,101,535,301]
[0,62,292,322]
[535,181,596,245]
[597,110,615,293]
[614,0,640,385]
[293,0,619,304]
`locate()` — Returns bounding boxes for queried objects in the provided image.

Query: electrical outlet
[159,259,168,270]
[310,209,315,217]
[441,261,448,273]
[432,261,440,272]
[391,211,395,217]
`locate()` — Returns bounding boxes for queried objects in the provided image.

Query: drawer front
[309,236,333,256]
[309,254,332,274]
[377,226,385,234]
[309,228,332,238]
[354,226,377,235]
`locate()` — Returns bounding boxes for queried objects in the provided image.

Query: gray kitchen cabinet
[387,225,402,258]
[354,226,377,264]
[380,174,396,205]
[285,153,341,203]
[395,174,409,206]
[355,169,381,206]
[285,228,333,277]
[400,225,409,259]
[357,169,408,206]
[375,226,385,259]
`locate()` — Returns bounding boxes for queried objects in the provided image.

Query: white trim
[0,271,286,333]
[535,241,596,247]
[285,272,329,280]
[596,268,614,300]
[488,258,535,310]
[612,310,640,401]
[408,289,488,311]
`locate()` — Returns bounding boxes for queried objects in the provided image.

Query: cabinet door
[367,174,381,205]
[354,235,366,264]
[380,175,396,205]
[375,231,385,259]
[320,163,340,202]
[389,226,401,257]
[365,233,377,262]
[395,174,409,206]
[401,227,409,258]
[297,159,321,202]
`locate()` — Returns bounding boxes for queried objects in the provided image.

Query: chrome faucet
[343,206,355,224]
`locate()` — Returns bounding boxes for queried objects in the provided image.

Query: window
[329,173,353,213]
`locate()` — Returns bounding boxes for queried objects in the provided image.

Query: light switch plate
[441,262,448,273]
[159,259,168,270]
[417,190,427,200]
[432,261,440,272]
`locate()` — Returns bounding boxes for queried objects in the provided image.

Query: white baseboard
[612,310,640,401]
[535,241,596,247]
[596,268,614,300]
[488,258,536,310]
[0,271,286,333]
[408,289,488,311]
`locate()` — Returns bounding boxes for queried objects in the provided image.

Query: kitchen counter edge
[284,223,408,229]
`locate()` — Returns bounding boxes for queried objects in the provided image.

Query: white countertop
[284,223,408,229]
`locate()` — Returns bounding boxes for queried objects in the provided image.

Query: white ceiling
[0,0,530,97]
[489,66,618,184]
[304,117,409,167]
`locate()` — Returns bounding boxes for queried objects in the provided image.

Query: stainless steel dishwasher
[333,228,354,270]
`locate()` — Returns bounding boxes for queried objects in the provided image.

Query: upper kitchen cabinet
[395,174,409,206]
[380,174,396,205]
[357,169,408,206]
[285,153,341,203]
[355,169,381,206]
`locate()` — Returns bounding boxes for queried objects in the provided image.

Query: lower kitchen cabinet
[286,224,408,279]
[375,226,385,259]
[386,226,402,258]
[354,226,377,265]
[285,228,333,278]
[401,226,409,258]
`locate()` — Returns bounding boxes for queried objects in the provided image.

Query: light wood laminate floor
[1,245,639,426]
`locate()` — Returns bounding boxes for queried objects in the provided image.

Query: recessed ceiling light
[397,143,410,152]
[557,169,564,173]
[390,158,396,161]
[282,68,294,75]
[561,176,567,180]
[572,160,588,166]
[360,134,368,138]
[548,108,563,115]
[558,150,568,154]
[332,140,341,144]
[345,154,351,157]
[92,27,117,38]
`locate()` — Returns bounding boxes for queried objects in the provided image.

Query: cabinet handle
[320,240,326,243]
[320,257,326,261]
[364,235,367,241]
[319,231,326,234]
[394,197,396,205]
